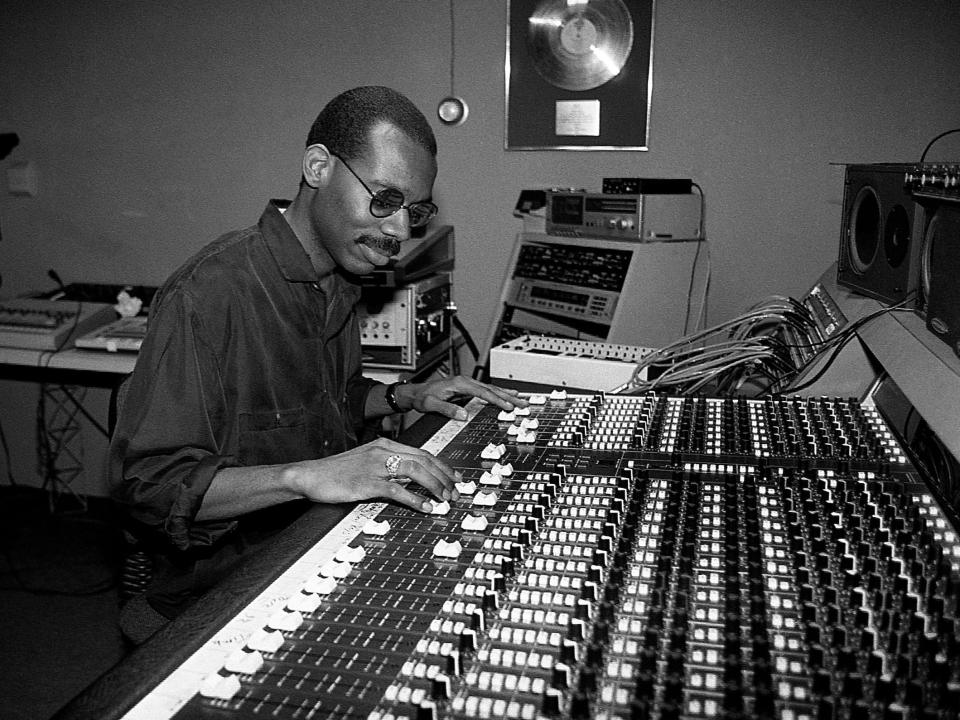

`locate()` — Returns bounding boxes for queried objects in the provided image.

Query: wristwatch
[384,380,408,414]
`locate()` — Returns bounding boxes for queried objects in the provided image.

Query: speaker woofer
[849,186,880,274]
[837,164,918,305]
[883,204,911,269]
[922,204,960,356]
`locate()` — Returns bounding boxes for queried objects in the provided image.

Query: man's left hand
[400,375,527,421]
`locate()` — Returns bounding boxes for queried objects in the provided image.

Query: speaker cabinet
[837,164,919,304]
[919,201,960,357]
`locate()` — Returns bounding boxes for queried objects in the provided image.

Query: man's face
[311,122,437,277]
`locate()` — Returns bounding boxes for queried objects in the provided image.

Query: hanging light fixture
[437,0,468,126]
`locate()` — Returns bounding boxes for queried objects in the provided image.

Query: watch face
[438,96,468,125]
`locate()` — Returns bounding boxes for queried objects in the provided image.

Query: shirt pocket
[238,407,319,466]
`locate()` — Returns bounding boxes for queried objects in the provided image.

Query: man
[110,86,524,642]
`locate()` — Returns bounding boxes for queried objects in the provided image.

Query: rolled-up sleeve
[109,290,239,551]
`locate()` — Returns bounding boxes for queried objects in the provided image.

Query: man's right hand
[282,437,461,513]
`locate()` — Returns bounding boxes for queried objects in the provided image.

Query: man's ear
[302,144,333,188]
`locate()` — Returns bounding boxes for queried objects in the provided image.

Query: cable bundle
[615,294,911,397]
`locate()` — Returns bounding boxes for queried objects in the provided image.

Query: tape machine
[545,189,701,241]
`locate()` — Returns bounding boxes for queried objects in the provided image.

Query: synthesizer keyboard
[74,315,147,353]
[490,335,655,390]
[103,391,959,720]
[0,298,116,351]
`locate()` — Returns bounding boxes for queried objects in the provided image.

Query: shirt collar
[258,200,362,314]
[259,199,321,283]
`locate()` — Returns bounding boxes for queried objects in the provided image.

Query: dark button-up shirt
[109,201,378,615]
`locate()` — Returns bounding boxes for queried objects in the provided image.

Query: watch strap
[384,381,407,414]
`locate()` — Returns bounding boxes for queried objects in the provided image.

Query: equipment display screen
[585,196,640,213]
[529,285,589,306]
[549,194,584,225]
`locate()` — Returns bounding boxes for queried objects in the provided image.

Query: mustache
[358,235,401,257]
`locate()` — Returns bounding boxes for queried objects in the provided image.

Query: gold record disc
[526,0,634,91]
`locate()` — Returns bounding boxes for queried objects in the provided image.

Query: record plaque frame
[505,0,655,151]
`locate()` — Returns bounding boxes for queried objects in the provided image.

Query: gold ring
[385,454,403,479]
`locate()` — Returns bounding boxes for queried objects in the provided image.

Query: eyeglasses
[331,152,438,228]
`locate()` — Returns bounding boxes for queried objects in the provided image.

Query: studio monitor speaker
[837,164,919,305]
[918,200,960,357]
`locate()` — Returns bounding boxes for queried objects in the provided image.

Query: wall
[1,0,959,493]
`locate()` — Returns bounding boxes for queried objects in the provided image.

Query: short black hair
[306,86,437,160]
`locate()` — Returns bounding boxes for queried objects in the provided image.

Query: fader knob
[458,629,477,652]
[874,674,895,703]
[541,689,562,716]
[431,675,451,700]
[551,663,571,689]
[568,618,586,640]
[807,644,825,668]
[445,650,461,676]
[882,706,908,720]
[416,701,438,720]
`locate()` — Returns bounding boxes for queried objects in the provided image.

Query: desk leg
[36,383,88,513]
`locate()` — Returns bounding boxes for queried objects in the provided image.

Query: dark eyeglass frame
[330,152,438,228]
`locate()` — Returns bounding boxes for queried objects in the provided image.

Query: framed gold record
[506,0,655,150]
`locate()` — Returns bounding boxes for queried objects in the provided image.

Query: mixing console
[121,393,959,720]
